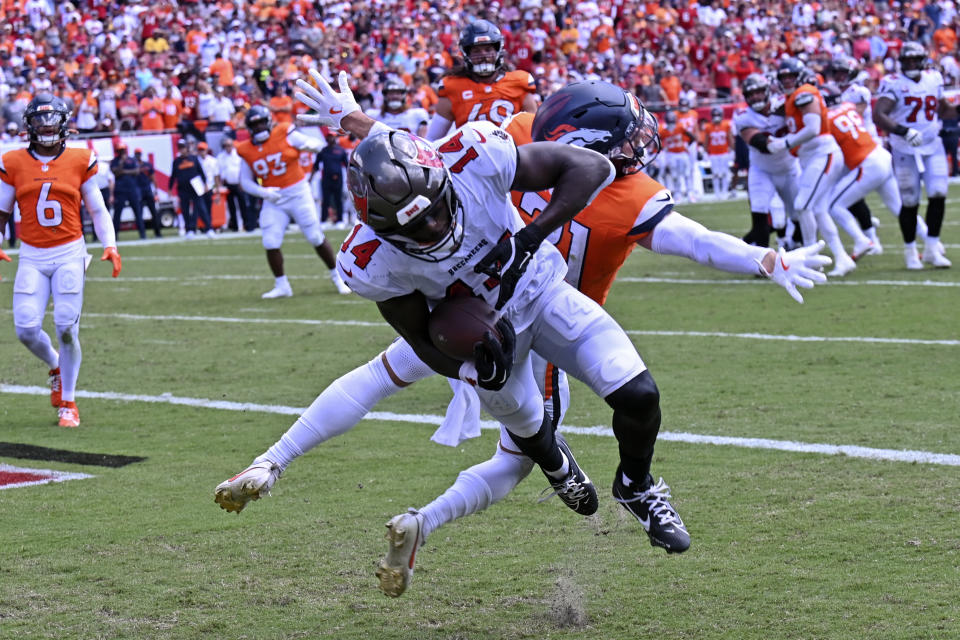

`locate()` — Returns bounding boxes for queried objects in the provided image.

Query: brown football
[428,296,501,360]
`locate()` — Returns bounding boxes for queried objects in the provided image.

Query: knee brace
[605,370,662,477]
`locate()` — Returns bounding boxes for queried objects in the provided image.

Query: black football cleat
[538,433,599,516]
[612,468,690,554]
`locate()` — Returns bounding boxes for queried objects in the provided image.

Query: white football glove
[262,187,282,203]
[294,69,360,129]
[757,240,832,304]
[904,127,923,147]
[766,136,788,153]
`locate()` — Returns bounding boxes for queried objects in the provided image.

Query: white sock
[905,241,917,250]
[275,275,289,288]
[419,447,534,539]
[257,354,403,470]
[544,450,570,479]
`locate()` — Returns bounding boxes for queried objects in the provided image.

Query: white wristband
[458,362,478,386]
[368,120,393,137]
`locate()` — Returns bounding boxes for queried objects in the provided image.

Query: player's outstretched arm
[80,179,120,276]
[644,211,830,304]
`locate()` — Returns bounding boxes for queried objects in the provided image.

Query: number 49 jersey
[337,121,567,329]
[437,71,536,127]
[0,147,97,249]
[877,69,945,155]
[236,123,306,188]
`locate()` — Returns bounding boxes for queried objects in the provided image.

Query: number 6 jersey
[877,69,945,155]
[0,147,98,248]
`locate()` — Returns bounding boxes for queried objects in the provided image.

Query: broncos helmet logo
[544,124,612,148]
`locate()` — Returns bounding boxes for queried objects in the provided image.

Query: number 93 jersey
[877,69,945,155]
[0,147,98,249]
[438,71,536,128]
[337,121,567,330]
[236,123,306,188]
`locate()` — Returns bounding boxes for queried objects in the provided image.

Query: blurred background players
[676,96,704,199]
[0,94,122,428]
[659,110,696,202]
[426,20,538,140]
[236,105,350,297]
[735,73,799,249]
[368,77,429,136]
[770,57,855,277]
[874,41,955,269]
[703,106,734,199]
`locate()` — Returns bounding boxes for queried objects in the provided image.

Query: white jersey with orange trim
[369,107,431,134]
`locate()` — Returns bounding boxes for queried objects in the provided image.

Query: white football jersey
[733,105,798,173]
[840,83,878,139]
[369,107,431,134]
[338,121,567,332]
[877,69,944,155]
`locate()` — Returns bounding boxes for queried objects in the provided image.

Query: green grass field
[1,190,958,640]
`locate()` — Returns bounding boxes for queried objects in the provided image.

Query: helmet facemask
[613,107,660,175]
[901,54,924,81]
[249,117,271,143]
[464,43,501,77]
[384,89,406,112]
[380,184,465,262]
[29,110,67,145]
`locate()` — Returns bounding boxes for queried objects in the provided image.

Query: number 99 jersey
[0,147,97,249]
[877,69,945,155]
[437,71,536,128]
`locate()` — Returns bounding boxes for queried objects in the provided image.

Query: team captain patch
[0,463,93,490]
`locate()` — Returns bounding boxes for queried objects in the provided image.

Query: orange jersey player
[0,93,121,428]
[236,105,350,298]
[658,111,696,201]
[703,106,734,197]
[827,101,876,171]
[426,19,538,140]
[772,57,853,276]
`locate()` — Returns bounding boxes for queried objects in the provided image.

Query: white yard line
[2,384,957,467]
[56,312,956,346]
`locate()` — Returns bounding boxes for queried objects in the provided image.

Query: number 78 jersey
[877,69,945,155]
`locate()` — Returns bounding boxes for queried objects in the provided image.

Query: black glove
[473,317,516,391]
[474,224,546,310]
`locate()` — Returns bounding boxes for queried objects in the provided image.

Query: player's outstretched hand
[762,240,831,304]
[101,246,122,278]
[474,224,546,310]
[473,318,516,391]
[295,69,360,129]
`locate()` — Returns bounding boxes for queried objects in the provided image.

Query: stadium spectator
[169,139,210,238]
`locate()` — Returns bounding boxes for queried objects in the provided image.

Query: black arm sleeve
[748,131,771,153]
